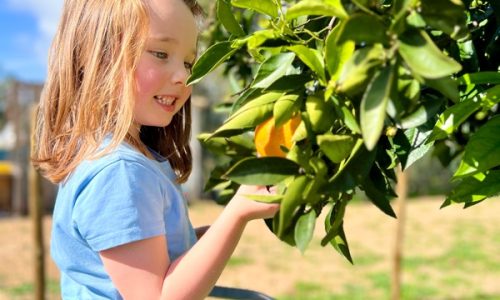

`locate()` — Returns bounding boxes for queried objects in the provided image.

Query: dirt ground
[1,196,499,299]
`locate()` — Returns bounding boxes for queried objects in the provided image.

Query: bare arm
[100,185,279,300]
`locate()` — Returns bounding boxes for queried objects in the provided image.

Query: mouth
[154,95,177,106]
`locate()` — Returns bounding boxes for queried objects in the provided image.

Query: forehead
[145,0,198,47]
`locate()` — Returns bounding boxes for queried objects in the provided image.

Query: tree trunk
[391,167,408,300]
[29,105,45,300]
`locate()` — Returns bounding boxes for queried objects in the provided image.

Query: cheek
[135,64,161,100]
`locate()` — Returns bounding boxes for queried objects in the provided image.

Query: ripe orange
[254,115,301,157]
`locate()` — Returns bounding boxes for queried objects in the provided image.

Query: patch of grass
[402,283,438,299]
[279,281,337,300]
[47,279,60,294]
[353,253,382,267]
[7,282,33,296]
[226,255,252,267]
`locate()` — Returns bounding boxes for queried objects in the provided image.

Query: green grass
[227,255,253,267]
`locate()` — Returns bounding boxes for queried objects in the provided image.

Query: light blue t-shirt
[51,141,197,299]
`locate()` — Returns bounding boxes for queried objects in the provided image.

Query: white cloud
[6,0,63,37]
[5,0,63,81]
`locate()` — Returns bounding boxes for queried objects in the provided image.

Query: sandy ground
[0,196,499,299]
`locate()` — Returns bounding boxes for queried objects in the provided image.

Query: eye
[149,51,168,60]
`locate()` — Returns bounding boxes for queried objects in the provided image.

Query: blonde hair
[32,0,204,184]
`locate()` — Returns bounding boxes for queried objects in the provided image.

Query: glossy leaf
[286,0,348,20]
[278,175,310,237]
[188,41,239,85]
[420,0,468,40]
[252,52,296,89]
[337,14,388,45]
[242,194,283,203]
[217,0,245,37]
[325,24,355,81]
[231,0,279,18]
[459,72,500,85]
[317,134,356,163]
[336,44,385,96]
[360,65,394,151]
[398,30,462,79]
[425,76,459,102]
[294,209,317,253]
[288,45,326,83]
[400,98,444,129]
[210,92,283,138]
[445,170,500,206]
[361,176,396,218]
[453,116,500,178]
[393,123,435,170]
[429,96,481,141]
[224,157,300,185]
[274,94,300,127]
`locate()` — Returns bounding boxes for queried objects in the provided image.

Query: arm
[100,185,279,300]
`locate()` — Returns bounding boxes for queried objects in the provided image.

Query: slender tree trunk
[391,166,408,300]
[29,105,45,300]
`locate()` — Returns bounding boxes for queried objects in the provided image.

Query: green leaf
[361,176,397,218]
[420,0,468,40]
[445,170,500,206]
[278,175,310,237]
[482,85,500,110]
[425,76,459,103]
[217,0,245,37]
[288,45,326,83]
[336,44,385,96]
[210,92,283,138]
[274,94,300,127]
[459,72,500,86]
[224,157,300,185]
[393,123,435,170]
[400,98,444,129]
[329,224,353,264]
[197,133,254,156]
[252,52,296,89]
[242,194,283,203]
[188,41,239,85]
[265,74,312,92]
[286,0,348,20]
[317,134,356,163]
[294,209,317,254]
[428,95,482,141]
[322,199,347,246]
[360,65,394,151]
[453,116,500,178]
[398,30,462,79]
[325,24,355,81]
[231,0,279,18]
[337,14,388,45]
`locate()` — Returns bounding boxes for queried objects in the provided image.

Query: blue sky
[0,0,63,83]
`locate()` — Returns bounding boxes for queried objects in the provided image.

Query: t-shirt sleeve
[73,159,168,251]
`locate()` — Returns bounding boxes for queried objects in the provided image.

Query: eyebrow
[149,36,198,57]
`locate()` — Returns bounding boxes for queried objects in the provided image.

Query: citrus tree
[188,0,500,261]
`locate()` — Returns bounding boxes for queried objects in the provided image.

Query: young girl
[32,0,280,299]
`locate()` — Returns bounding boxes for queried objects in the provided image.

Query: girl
[32,0,280,299]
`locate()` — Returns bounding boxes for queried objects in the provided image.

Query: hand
[226,185,280,222]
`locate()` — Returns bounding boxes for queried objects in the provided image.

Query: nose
[171,62,190,86]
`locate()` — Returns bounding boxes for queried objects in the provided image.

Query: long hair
[32,0,204,184]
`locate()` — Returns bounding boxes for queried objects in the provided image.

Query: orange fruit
[254,115,301,157]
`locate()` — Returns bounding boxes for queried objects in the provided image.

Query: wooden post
[391,166,408,300]
[29,105,45,300]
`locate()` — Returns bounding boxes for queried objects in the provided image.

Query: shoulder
[64,142,165,191]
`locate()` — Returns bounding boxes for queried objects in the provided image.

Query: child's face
[134,0,198,128]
